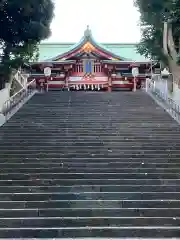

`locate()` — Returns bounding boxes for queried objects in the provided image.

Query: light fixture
[161,68,170,76]
[60,73,65,77]
[111,73,116,77]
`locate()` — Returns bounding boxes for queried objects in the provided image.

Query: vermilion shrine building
[30,26,152,91]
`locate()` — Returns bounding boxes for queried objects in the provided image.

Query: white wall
[171,83,180,105]
[153,78,180,103]
[0,87,10,126]
[0,86,10,112]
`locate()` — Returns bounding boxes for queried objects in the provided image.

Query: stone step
[1,146,179,150]
[0,227,178,238]
[0,208,179,217]
[0,158,179,163]
[0,185,179,193]
[0,172,179,180]
[0,199,179,209]
[0,192,178,201]
[0,162,179,168]
[2,136,180,140]
[4,121,178,126]
[2,130,180,134]
[2,141,180,145]
[2,142,180,147]
[2,135,179,138]
[0,217,179,228]
[2,123,179,126]
[0,167,180,174]
[0,115,177,120]
[0,152,180,158]
[0,178,177,186]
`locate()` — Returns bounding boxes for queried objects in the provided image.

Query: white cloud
[46,0,141,43]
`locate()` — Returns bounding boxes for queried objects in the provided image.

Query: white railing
[14,69,30,88]
[145,78,180,121]
[1,79,36,116]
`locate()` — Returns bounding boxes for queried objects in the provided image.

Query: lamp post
[110,73,116,92]
[161,68,173,95]
[44,67,52,92]
[132,66,139,92]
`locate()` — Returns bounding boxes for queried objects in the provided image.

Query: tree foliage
[0,0,54,89]
[134,0,180,65]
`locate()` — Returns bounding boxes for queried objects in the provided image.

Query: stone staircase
[0,91,180,238]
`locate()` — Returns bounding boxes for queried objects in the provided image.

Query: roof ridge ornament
[84,25,92,38]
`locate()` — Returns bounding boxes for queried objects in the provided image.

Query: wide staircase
[0,91,180,238]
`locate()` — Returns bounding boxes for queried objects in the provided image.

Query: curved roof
[38,26,148,62]
[45,26,124,61]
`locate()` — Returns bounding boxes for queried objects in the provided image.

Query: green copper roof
[103,43,147,61]
[38,26,147,62]
[38,42,147,62]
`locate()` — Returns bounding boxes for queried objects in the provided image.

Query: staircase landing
[0,91,180,238]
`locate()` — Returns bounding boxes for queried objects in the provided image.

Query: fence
[146,78,180,121]
[1,79,36,117]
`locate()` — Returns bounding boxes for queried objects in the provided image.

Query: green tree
[0,0,54,89]
[134,0,180,83]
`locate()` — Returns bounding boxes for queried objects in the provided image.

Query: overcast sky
[46,0,141,43]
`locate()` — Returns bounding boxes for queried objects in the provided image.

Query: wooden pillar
[65,71,69,87]
[83,60,85,74]
[92,60,94,74]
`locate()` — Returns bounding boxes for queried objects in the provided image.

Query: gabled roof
[38,26,148,62]
[45,26,125,62]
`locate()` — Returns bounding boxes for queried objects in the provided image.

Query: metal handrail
[1,79,36,116]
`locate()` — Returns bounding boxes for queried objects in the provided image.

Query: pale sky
[46,0,141,43]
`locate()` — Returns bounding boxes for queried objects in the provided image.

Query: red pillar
[108,75,112,92]
[108,86,112,92]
